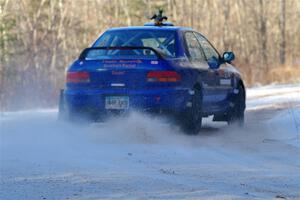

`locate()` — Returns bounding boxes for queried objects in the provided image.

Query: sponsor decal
[151,60,159,64]
[103,59,142,63]
[112,71,125,75]
[102,59,142,68]
[111,83,125,87]
[220,78,232,86]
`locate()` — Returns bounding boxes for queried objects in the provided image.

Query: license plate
[105,96,129,110]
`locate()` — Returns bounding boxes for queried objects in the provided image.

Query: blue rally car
[59,13,246,134]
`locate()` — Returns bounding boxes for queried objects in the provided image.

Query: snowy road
[1,84,300,200]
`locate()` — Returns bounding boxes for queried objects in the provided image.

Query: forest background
[1,0,299,111]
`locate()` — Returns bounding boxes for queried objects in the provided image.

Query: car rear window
[81,47,161,60]
[93,29,177,58]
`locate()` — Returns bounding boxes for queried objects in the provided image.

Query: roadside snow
[247,83,300,110]
[247,83,300,98]
[1,83,300,200]
[267,107,300,148]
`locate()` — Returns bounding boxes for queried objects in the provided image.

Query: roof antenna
[151,9,168,26]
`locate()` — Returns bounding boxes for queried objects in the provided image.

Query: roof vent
[144,9,174,26]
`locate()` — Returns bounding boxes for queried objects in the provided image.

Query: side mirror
[207,56,220,69]
[223,51,235,63]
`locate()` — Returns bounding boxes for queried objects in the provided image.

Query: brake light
[147,71,181,82]
[66,72,90,83]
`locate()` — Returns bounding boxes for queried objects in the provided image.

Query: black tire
[228,84,245,127]
[180,88,202,134]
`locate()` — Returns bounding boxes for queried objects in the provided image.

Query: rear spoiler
[78,46,165,60]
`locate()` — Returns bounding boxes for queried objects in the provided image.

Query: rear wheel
[228,84,245,127]
[180,88,202,134]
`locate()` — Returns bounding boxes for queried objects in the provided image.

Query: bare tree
[279,0,286,65]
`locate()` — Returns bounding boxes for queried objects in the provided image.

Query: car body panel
[63,25,244,120]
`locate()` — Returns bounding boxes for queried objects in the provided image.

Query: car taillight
[66,72,90,83]
[147,71,181,82]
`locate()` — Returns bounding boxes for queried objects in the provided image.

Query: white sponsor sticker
[111,83,125,87]
[220,79,231,85]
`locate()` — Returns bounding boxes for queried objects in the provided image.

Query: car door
[194,32,233,110]
[183,31,219,112]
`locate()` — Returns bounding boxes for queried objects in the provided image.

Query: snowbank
[1,83,300,199]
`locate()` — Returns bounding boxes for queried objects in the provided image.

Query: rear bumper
[63,88,192,115]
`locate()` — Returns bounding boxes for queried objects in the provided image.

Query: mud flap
[213,113,228,122]
[58,89,66,120]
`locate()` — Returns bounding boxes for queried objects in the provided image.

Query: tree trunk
[121,0,131,26]
[258,0,268,74]
[279,0,286,65]
[222,0,230,50]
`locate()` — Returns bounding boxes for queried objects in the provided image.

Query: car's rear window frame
[92,29,178,58]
